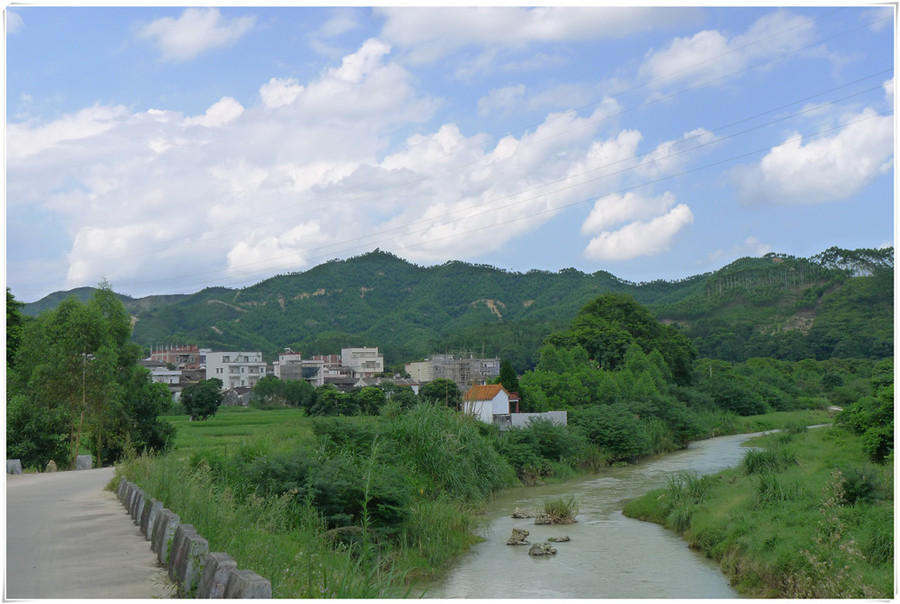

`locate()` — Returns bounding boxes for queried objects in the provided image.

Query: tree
[419,378,462,410]
[555,293,696,385]
[181,379,224,420]
[498,359,520,393]
[8,283,175,468]
[6,288,25,370]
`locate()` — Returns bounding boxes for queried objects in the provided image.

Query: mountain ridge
[21,247,892,371]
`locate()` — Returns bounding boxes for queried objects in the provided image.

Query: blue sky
[5,5,895,301]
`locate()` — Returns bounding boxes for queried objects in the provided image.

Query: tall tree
[498,360,520,394]
[419,378,462,410]
[8,283,175,469]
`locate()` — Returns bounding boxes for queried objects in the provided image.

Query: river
[425,431,767,599]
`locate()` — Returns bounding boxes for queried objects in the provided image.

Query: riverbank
[622,424,893,597]
[116,407,833,597]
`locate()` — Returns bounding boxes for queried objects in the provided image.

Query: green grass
[623,426,893,598]
[161,406,315,458]
[541,496,580,524]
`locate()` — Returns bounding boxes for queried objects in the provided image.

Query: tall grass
[541,496,580,524]
[624,426,893,598]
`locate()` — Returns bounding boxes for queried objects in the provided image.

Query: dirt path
[5,466,174,599]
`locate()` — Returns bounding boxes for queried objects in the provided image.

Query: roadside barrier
[116,479,271,598]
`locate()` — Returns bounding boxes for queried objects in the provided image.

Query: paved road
[6,467,174,599]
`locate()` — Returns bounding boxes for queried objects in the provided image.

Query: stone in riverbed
[506,528,530,545]
[511,507,533,518]
[548,536,570,542]
[528,543,557,556]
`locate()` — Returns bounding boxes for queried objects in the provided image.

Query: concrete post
[153,510,181,566]
[168,524,198,581]
[75,455,92,470]
[117,479,129,502]
[7,459,23,474]
[198,552,237,598]
[224,569,272,598]
[140,499,163,540]
[129,488,145,522]
[175,532,209,596]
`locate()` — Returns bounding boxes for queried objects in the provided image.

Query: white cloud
[478,84,527,116]
[884,77,894,104]
[637,127,718,178]
[259,77,304,109]
[377,6,698,64]
[8,104,130,159]
[138,8,255,61]
[584,204,694,261]
[733,108,893,204]
[7,9,24,34]
[639,9,815,89]
[320,8,361,38]
[581,191,677,234]
[700,236,772,266]
[184,97,244,128]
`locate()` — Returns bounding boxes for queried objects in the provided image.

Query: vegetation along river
[426,431,770,598]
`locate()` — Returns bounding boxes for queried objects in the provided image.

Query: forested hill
[21,247,893,370]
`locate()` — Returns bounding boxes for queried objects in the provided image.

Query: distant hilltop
[21,246,893,370]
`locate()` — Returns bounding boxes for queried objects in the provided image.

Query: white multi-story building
[205,351,267,389]
[273,349,303,379]
[341,347,384,378]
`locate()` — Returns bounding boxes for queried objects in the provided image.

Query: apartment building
[341,347,384,378]
[205,351,267,389]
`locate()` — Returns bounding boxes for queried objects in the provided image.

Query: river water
[426,431,767,599]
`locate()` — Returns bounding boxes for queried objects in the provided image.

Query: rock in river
[506,528,530,545]
[528,543,557,556]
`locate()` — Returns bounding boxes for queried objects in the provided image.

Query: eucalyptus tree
[8,283,174,469]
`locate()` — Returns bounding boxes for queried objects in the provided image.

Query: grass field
[161,406,315,458]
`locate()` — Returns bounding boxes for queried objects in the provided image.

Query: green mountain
[21,247,892,371]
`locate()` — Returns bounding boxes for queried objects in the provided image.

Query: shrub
[312,417,382,454]
[387,403,516,501]
[569,404,651,461]
[740,445,797,475]
[839,466,879,505]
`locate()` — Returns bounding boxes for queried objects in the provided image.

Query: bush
[312,417,383,454]
[569,404,651,461]
[542,496,579,524]
[839,466,879,505]
[387,403,517,501]
[740,445,797,475]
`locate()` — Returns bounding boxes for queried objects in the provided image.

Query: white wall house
[462,384,510,423]
[273,349,304,379]
[341,347,384,378]
[149,367,181,386]
[205,351,267,389]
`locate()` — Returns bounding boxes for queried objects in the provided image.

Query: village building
[205,351,267,389]
[405,353,501,390]
[462,384,566,430]
[341,347,384,378]
[149,344,205,369]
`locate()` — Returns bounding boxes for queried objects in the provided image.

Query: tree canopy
[7,284,175,469]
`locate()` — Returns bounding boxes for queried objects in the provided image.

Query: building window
[223,356,230,363]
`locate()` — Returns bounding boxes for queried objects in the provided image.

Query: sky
[5,4,895,302]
